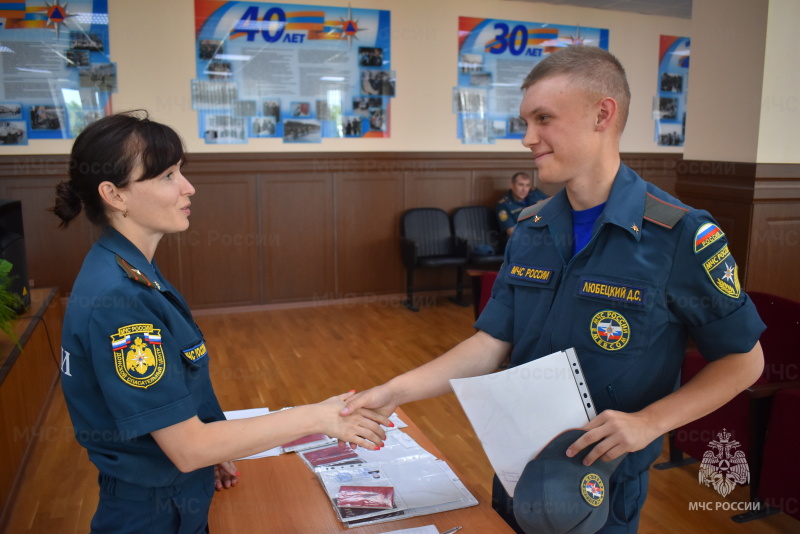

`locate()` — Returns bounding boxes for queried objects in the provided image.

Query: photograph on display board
[0,121,27,145]
[360,70,395,96]
[455,16,608,144]
[194,1,393,143]
[251,116,277,137]
[359,46,383,67]
[341,116,363,137]
[283,119,322,143]
[0,104,22,119]
[0,1,112,141]
[233,100,257,117]
[655,36,689,146]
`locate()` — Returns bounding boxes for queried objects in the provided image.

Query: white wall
[756,0,800,164]
[682,0,768,163]
[8,0,690,155]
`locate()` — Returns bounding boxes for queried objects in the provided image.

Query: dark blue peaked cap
[513,429,626,534]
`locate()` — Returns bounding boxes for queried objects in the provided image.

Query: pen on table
[441,527,462,534]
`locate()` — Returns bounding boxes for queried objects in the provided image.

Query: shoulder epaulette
[643,192,689,229]
[518,198,551,222]
[115,254,158,289]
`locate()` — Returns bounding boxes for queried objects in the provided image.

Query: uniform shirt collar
[525,163,646,241]
[97,226,165,291]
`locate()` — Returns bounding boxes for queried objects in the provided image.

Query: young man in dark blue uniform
[341,46,765,533]
[496,171,548,236]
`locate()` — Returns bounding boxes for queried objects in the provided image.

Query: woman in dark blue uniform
[53,111,387,534]
[340,47,765,533]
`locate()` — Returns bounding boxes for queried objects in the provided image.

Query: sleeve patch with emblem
[694,222,724,254]
[498,210,509,222]
[702,244,741,298]
[110,324,166,388]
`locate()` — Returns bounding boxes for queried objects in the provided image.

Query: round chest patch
[580,473,604,507]
[590,310,630,351]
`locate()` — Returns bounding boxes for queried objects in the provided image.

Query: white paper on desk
[223,407,282,459]
[381,527,437,534]
[450,348,597,498]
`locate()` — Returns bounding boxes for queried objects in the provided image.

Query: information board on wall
[0,0,112,145]
[194,1,393,144]
[654,35,689,146]
[455,17,608,144]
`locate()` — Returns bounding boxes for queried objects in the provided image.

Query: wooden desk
[209,409,515,533]
[0,287,62,529]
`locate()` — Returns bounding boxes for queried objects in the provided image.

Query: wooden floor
[4,296,798,533]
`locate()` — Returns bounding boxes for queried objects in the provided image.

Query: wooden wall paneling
[624,153,680,198]
[746,203,800,298]
[177,173,260,309]
[472,172,511,207]
[676,162,756,283]
[0,153,705,310]
[404,170,472,212]
[261,173,335,303]
[335,172,404,296]
[1,177,94,295]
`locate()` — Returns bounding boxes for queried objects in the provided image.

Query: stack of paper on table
[293,417,477,528]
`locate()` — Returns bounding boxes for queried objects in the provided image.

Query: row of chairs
[654,291,800,525]
[400,206,504,312]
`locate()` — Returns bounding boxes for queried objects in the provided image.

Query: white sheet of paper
[223,407,282,459]
[381,526,437,534]
[450,348,596,497]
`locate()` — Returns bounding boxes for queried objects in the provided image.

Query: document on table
[222,407,282,459]
[450,348,597,497]
[381,526,437,534]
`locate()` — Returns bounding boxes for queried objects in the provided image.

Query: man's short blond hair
[521,46,631,132]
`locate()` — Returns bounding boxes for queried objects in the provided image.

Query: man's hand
[566,409,660,465]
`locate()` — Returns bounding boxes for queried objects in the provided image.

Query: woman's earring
[122,209,128,218]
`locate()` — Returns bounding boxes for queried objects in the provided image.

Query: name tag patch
[507,264,553,284]
[579,278,647,307]
[183,342,208,362]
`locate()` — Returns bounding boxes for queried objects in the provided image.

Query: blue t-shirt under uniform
[572,202,606,257]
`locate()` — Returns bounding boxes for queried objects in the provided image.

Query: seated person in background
[496,171,548,236]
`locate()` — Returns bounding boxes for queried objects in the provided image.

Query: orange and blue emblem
[694,222,724,254]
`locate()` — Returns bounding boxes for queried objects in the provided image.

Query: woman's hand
[214,461,239,491]
[317,392,390,450]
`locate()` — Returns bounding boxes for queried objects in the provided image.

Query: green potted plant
[0,259,24,346]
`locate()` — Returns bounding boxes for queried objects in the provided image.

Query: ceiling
[511,0,692,19]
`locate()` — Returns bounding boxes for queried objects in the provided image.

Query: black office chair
[400,208,468,312]
[452,206,505,268]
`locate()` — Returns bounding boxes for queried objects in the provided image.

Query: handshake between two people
[331,385,397,451]
[320,388,396,451]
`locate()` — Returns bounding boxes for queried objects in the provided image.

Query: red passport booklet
[336,486,395,509]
